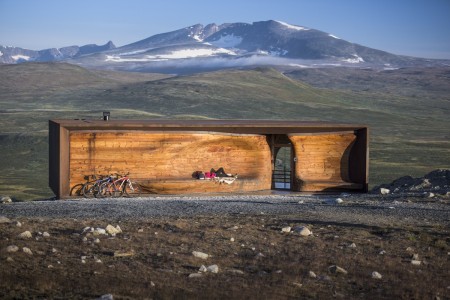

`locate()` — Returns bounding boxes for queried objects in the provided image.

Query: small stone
[0,216,11,223]
[292,282,303,288]
[412,253,419,260]
[192,251,209,259]
[411,260,421,265]
[15,221,22,227]
[379,250,386,255]
[427,192,435,198]
[380,188,390,195]
[95,258,102,263]
[150,281,155,287]
[298,200,304,204]
[228,269,244,275]
[137,228,144,233]
[309,271,317,278]
[98,294,113,300]
[230,237,235,242]
[93,228,107,236]
[52,248,58,253]
[81,259,86,264]
[281,226,291,233]
[22,247,33,255]
[406,247,414,252]
[106,224,122,235]
[335,198,344,204]
[188,273,202,278]
[1,196,12,204]
[48,265,54,269]
[329,265,348,275]
[6,245,19,253]
[207,264,219,273]
[294,226,312,236]
[199,265,207,272]
[18,231,32,239]
[6,257,14,262]
[372,271,382,279]
[82,237,88,242]
[43,232,50,237]
[94,238,100,244]
[348,243,357,248]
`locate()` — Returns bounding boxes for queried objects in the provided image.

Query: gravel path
[1,194,449,227]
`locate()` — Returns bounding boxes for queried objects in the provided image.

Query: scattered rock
[230,237,235,242]
[372,271,382,279]
[292,282,303,288]
[1,196,12,204]
[308,271,317,278]
[411,260,421,266]
[348,243,357,248]
[188,273,202,278]
[329,265,348,275]
[228,269,244,275]
[0,216,11,223]
[22,247,33,255]
[52,248,58,253]
[199,265,207,272]
[412,253,419,260]
[379,250,386,255]
[192,251,209,259]
[15,221,22,227]
[113,250,135,257]
[426,192,435,198]
[18,231,32,239]
[6,245,19,253]
[281,226,291,233]
[294,226,312,236]
[82,237,88,242]
[97,294,114,300]
[150,281,155,287]
[137,228,144,233]
[380,188,390,195]
[207,264,219,273]
[93,228,107,236]
[335,198,344,204]
[106,224,122,235]
[6,257,14,262]
[43,232,50,237]
[94,238,101,244]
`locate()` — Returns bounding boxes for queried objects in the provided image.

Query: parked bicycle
[82,175,113,198]
[98,173,142,198]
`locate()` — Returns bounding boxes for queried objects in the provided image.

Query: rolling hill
[0,62,449,200]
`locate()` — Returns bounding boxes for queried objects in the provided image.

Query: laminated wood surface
[289,133,358,191]
[69,131,272,194]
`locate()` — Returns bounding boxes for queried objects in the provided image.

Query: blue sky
[1,0,449,59]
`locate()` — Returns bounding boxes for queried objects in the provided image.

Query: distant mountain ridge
[0,41,115,64]
[1,20,447,73]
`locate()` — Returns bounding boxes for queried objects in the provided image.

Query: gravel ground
[1,193,449,227]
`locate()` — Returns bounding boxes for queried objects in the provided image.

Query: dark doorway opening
[269,135,295,190]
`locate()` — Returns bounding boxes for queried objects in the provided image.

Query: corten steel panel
[49,119,369,198]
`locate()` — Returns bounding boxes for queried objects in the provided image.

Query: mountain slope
[3,20,446,74]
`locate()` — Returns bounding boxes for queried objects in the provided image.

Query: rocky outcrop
[372,169,450,195]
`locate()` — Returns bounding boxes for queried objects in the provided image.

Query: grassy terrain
[0,62,449,200]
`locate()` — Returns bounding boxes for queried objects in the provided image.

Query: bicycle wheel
[124,181,142,198]
[97,182,112,198]
[70,183,84,197]
[82,182,96,198]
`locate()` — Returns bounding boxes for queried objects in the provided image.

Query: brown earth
[0,209,449,299]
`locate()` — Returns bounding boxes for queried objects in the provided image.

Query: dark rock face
[372,169,450,195]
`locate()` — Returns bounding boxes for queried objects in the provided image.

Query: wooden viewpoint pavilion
[49,119,369,199]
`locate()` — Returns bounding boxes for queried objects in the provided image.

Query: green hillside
[0,63,448,200]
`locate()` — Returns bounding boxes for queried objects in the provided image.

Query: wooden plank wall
[289,133,361,191]
[69,131,272,194]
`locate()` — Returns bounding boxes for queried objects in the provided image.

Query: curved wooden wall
[289,133,363,191]
[69,131,272,194]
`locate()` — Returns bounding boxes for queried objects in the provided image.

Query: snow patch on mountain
[105,47,236,63]
[276,20,309,31]
[342,54,364,63]
[209,34,243,48]
[329,34,340,39]
[0,51,3,57]
[12,54,31,61]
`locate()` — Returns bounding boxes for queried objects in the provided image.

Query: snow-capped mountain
[1,20,444,73]
[0,41,115,64]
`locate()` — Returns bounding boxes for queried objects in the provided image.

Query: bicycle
[99,173,142,198]
[82,175,113,198]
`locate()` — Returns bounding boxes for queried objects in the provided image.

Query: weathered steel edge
[50,119,367,133]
